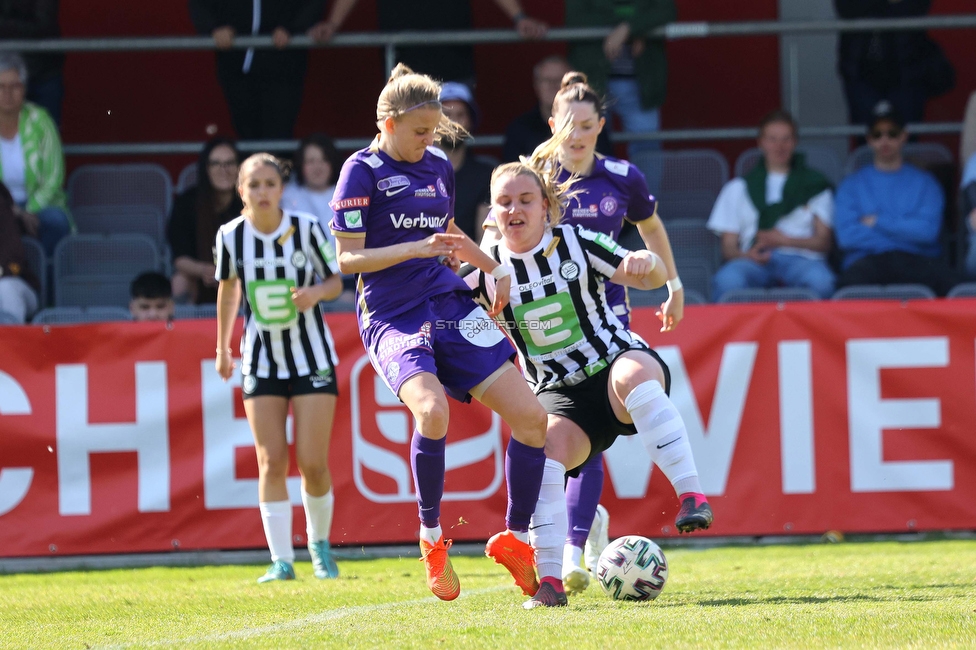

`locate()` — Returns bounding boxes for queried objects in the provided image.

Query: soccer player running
[329,64,549,601]
[467,121,712,607]
[482,71,709,596]
[215,154,344,583]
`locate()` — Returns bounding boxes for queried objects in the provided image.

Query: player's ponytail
[559,71,588,90]
[375,65,467,146]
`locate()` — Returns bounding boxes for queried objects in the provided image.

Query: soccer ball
[596,535,668,601]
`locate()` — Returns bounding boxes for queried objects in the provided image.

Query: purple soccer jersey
[330,143,469,324]
[485,155,657,324]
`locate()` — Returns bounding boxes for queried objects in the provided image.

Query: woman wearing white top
[282,133,342,231]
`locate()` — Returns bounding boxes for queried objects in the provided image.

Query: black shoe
[675,497,713,533]
[523,581,568,609]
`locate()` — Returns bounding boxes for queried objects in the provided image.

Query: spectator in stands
[834,102,960,296]
[565,0,675,159]
[502,55,613,163]
[835,0,954,129]
[961,91,976,177]
[0,53,70,257]
[961,149,976,278]
[129,271,175,322]
[0,180,39,323]
[168,137,242,304]
[437,82,493,241]
[189,0,326,140]
[708,110,836,301]
[0,0,63,126]
[282,133,342,230]
[309,0,546,86]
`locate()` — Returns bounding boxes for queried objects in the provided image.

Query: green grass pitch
[2,540,974,649]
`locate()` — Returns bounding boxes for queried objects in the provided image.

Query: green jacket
[0,101,70,222]
[565,0,676,111]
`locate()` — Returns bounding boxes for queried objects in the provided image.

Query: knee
[511,401,548,448]
[805,267,836,299]
[412,395,450,438]
[298,460,329,486]
[712,262,748,300]
[257,447,289,481]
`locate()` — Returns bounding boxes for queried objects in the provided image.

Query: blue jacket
[834,163,944,268]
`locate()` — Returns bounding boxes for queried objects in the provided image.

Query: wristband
[513,11,526,24]
[491,265,513,280]
[666,277,683,293]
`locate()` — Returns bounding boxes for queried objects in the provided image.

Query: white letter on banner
[779,341,815,494]
[847,337,952,492]
[56,363,170,515]
[0,370,34,516]
[200,361,302,509]
[603,343,757,498]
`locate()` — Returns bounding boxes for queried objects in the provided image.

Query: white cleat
[584,504,610,574]
[562,565,591,595]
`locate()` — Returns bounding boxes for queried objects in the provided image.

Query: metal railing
[1,14,971,156]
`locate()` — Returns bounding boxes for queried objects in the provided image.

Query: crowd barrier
[2,299,975,558]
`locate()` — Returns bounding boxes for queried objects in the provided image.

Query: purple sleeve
[329,160,373,236]
[625,165,658,224]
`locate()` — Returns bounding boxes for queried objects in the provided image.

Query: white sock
[625,380,704,498]
[528,459,567,581]
[563,544,583,573]
[420,524,443,546]
[302,489,334,543]
[259,500,294,564]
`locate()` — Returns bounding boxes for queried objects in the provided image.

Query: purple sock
[505,438,546,532]
[565,453,605,548]
[410,431,445,529]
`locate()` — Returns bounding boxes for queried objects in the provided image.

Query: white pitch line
[104,585,511,649]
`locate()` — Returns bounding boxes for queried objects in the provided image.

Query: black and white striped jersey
[466,224,638,390]
[215,211,340,379]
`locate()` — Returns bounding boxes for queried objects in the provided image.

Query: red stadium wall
[57,1,974,181]
[2,301,976,557]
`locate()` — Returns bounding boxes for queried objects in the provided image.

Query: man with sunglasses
[834,102,961,296]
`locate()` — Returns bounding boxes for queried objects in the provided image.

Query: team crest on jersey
[559,260,581,281]
[386,361,400,384]
[291,250,307,268]
[600,195,618,216]
[243,375,257,394]
[436,177,448,197]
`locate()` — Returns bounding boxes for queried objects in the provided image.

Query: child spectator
[129,271,175,322]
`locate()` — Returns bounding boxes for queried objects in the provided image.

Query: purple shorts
[362,291,515,403]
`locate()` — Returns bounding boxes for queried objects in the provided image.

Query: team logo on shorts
[311,368,334,388]
[291,250,307,268]
[436,177,448,197]
[559,260,581,281]
[600,195,618,216]
[386,361,400,384]
[243,375,258,394]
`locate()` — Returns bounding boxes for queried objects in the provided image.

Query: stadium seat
[175,162,197,195]
[32,306,132,324]
[629,149,729,222]
[0,310,22,325]
[21,236,46,307]
[734,145,845,185]
[664,219,723,269]
[947,282,976,298]
[53,234,162,308]
[173,303,217,319]
[718,287,821,303]
[72,204,167,252]
[67,163,174,218]
[832,284,936,301]
[843,142,954,176]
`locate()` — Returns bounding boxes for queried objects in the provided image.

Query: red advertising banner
[1,300,975,558]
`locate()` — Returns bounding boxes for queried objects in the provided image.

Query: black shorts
[536,347,670,478]
[241,367,339,400]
